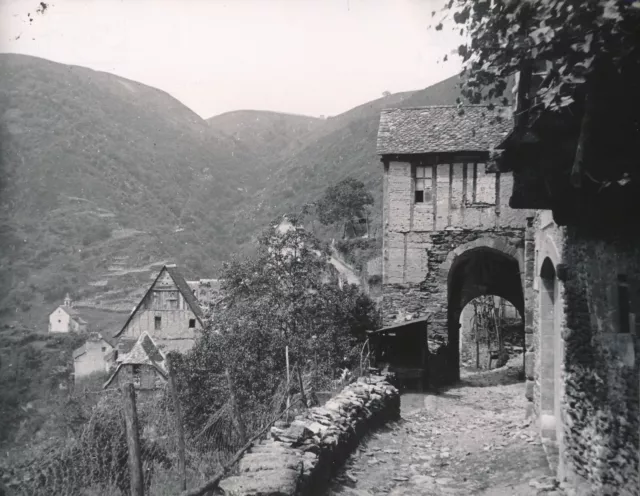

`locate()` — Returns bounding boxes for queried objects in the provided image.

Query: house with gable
[73,332,115,380]
[112,264,205,355]
[49,294,88,333]
[103,331,167,390]
[375,104,530,383]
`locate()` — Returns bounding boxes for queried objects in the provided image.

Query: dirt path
[329,361,563,496]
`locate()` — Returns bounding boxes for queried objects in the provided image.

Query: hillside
[226,76,466,241]
[0,54,495,330]
[207,110,324,162]
[0,53,267,327]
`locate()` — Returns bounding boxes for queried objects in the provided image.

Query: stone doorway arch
[446,246,525,383]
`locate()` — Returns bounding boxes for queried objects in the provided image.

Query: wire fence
[1,343,372,496]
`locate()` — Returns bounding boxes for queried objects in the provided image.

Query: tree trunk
[121,383,144,496]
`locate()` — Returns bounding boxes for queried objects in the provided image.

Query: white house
[73,332,115,380]
[48,294,88,333]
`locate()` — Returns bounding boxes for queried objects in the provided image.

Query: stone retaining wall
[218,375,400,496]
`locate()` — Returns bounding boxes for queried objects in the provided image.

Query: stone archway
[446,246,525,382]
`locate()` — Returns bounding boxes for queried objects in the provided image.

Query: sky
[0,0,463,119]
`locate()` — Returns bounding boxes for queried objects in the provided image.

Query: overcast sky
[0,0,463,119]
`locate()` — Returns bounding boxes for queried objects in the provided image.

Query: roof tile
[376,105,513,155]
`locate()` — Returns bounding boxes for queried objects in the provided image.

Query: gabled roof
[376,105,513,155]
[72,332,115,360]
[57,305,88,324]
[113,264,204,339]
[103,332,168,389]
[165,265,203,320]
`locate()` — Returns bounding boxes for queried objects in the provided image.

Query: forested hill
[0,52,464,328]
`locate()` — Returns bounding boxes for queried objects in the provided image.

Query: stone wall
[383,229,525,334]
[531,211,639,495]
[218,375,400,496]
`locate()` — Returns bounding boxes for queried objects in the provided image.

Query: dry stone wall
[218,375,400,496]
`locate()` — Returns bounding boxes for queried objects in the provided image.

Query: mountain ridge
[0,53,471,329]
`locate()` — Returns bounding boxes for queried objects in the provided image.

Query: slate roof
[165,265,204,320]
[113,264,204,339]
[103,332,168,388]
[376,105,513,155]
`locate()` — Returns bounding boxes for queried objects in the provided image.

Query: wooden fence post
[166,356,187,491]
[122,383,144,496]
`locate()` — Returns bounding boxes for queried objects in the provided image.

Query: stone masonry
[529,210,640,495]
[377,107,531,383]
[218,375,400,496]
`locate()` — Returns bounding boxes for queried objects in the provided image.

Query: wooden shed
[367,316,430,391]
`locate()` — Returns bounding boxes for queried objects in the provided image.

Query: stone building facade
[495,64,640,495]
[376,105,530,380]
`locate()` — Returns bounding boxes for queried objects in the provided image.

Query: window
[189,318,196,328]
[618,275,630,334]
[101,346,106,352]
[414,165,432,203]
[132,365,141,387]
[154,316,162,330]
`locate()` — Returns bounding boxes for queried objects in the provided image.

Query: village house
[48,294,88,333]
[491,64,640,495]
[376,104,530,383]
[72,332,115,380]
[111,264,205,355]
[375,64,639,494]
[103,331,167,391]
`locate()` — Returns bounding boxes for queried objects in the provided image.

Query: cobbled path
[329,360,564,496]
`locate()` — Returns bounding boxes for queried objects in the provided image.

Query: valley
[0,53,464,331]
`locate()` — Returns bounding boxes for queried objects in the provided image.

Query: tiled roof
[376,105,513,155]
[119,332,166,371]
[165,266,204,320]
[104,332,168,389]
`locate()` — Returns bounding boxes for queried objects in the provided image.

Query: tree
[436,0,639,112]
[436,0,640,188]
[316,178,374,239]
[190,216,379,422]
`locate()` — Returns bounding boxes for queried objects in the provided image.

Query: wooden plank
[167,356,187,491]
[121,383,144,496]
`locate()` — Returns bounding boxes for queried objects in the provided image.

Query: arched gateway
[376,105,532,386]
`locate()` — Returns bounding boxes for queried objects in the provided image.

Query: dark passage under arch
[446,247,524,383]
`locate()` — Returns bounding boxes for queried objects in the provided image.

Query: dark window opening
[101,346,106,352]
[154,316,162,330]
[414,165,432,204]
[618,275,630,333]
[189,318,196,328]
